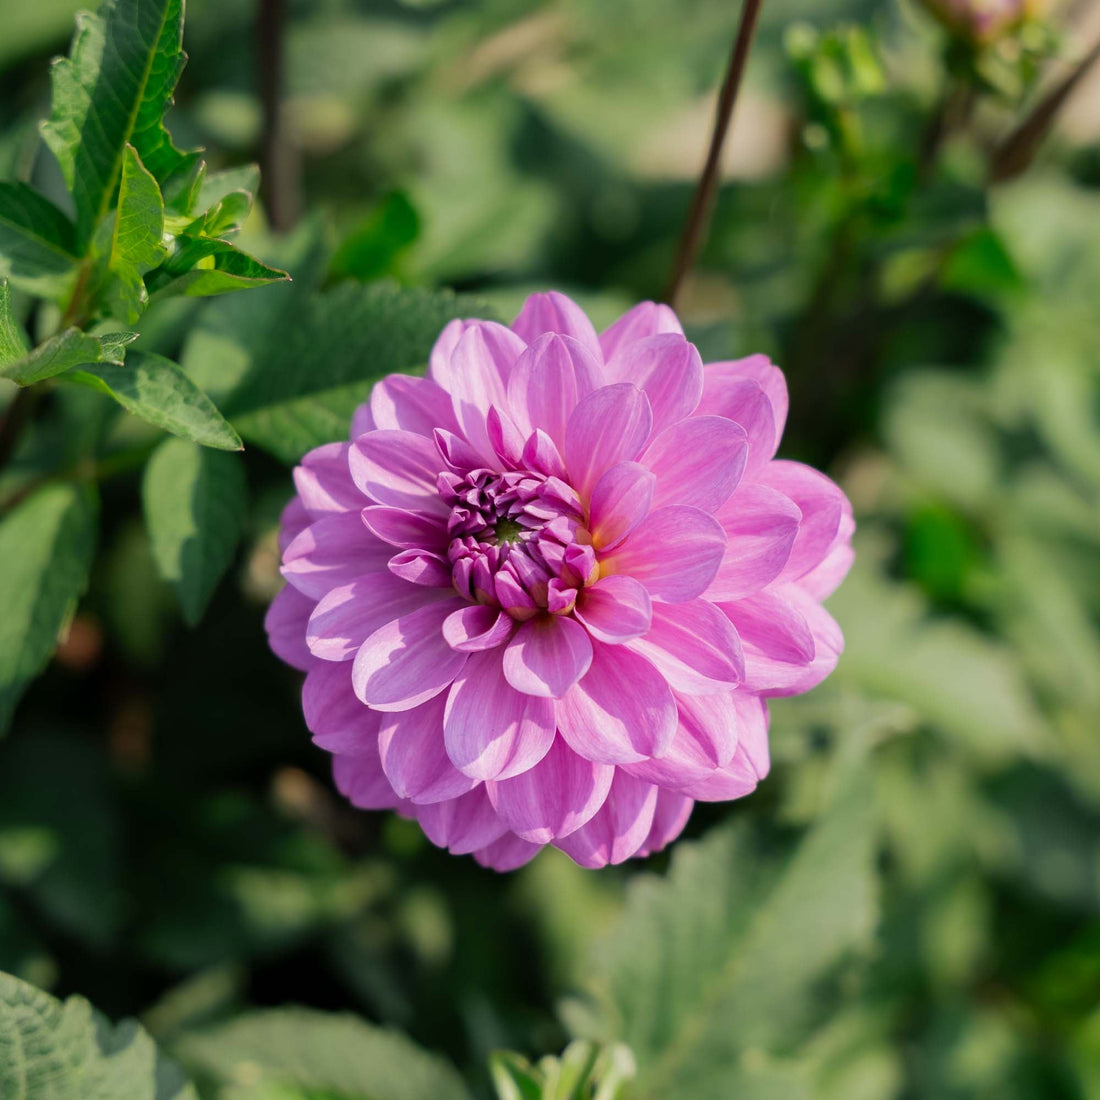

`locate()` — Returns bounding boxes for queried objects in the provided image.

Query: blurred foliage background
[1,0,1100,1096]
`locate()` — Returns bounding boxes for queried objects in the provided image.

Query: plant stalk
[663,0,765,308]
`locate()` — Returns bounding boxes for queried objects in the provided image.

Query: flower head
[267,293,854,870]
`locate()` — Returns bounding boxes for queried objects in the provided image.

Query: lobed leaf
[142,437,246,625]
[0,181,79,296]
[0,484,97,733]
[0,328,136,386]
[106,144,168,322]
[175,1007,472,1100]
[576,768,878,1100]
[40,0,199,250]
[64,351,243,451]
[0,970,197,1099]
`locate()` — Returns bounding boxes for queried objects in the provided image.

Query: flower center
[437,469,596,619]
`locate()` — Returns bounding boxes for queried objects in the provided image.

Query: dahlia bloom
[266,293,853,871]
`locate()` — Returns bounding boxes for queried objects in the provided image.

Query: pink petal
[603,334,703,435]
[720,590,814,666]
[556,642,676,764]
[759,460,849,582]
[332,744,401,810]
[473,832,543,872]
[682,750,758,802]
[627,599,743,694]
[265,585,314,671]
[302,660,381,753]
[369,374,459,437]
[433,428,484,472]
[307,572,441,662]
[521,429,567,480]
[352,597,468,710]
[442,605,516,651]
[636,791,694,857]
[695,367,783,479]
[349,430,447,516]
[599,301,683,362]
[506,333,600,448]
[360,506,447,551]
[624,690,738,786]
[486,405,526,469]
[564,383,653,498]
[282,513,392,600]
[798,509,855,600]
[350,401,375,438]
[293,442,362,519]
[444,647,556,779]
[378,696,478,804]
[388,548,452,587]
[416,788,508,855]
[427,318,475,388]
[642,415,747,513]
[707,485,801,601]
[554,772,658,868]
[503,615,594,698]
[574,575,652,644]
[487,736,614,843]
[698,356,787,476]
[511,291,602,364]
[447,322,527,460]
[735,586,843,696]
[600,506,726,603]
[278,497,310,555]
[588,461,655,550]
[733,691,770,778]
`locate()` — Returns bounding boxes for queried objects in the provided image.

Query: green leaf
[176,1007,472,1100]
[106,145,168,323]
[0,327,136,385]
[196,165,261,213]
[0,483,97,733]
[146,238,289,300]
[331,191,420,282]
[0,280,29,365]
[576,770,878,1100]
[0,970,197,1099]
[0,181,79,296]
[204,281,490,464]
[142,438,246,625]
[65,351,243,451]
[40,0,199,250]
[489,1052,544,1100]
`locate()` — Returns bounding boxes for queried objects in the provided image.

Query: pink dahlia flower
[266,293,853,871]
[921,0,1040,40]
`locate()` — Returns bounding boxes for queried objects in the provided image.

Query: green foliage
[572,768,876,1098]
[490,1042,634,1100]
[142,438,246,625]
[0,484,96,732]
[0,970,196,1100]
[0,182,79,297]
[0,327,135,385]
[176,1008,472,1100]
[65,351,243,451]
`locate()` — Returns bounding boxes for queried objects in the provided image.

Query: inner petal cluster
[440,469,595,618]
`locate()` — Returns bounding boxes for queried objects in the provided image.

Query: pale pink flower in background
[920,0,1041,40]
[267,292,854,871]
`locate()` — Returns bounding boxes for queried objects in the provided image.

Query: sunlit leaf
[0,328,136,386]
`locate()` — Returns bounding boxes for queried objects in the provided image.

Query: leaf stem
[258,0,301,231]
[663,0,765,308]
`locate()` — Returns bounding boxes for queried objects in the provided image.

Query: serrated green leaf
[0,280,29,365]
[0,181,79,296]
[65,351,242,450]
[146,238,289,300]
[142,438,246,625]
[176,1007,472,1100]
[41,0,200,250]
[0,483,96,733]
[0,970,197,1099]
[105,145,167,323]
[206,281,489,464]
[183,190,252,240]
[0,327,136,385]
[578,770,878,1100]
